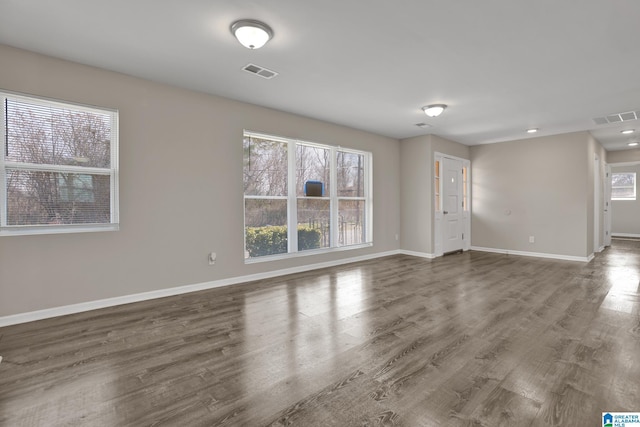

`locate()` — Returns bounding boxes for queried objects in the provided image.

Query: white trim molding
[470,246,593,263]
[0,250,401,327]
[398,249,437,259]
[612,233,640,239]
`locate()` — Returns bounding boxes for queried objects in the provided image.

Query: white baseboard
[0,250,402,327]
[398,249,437,259]
[612,233,640,238]
[470,246,592,263]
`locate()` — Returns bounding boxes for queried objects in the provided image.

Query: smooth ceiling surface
[1,0,640,150]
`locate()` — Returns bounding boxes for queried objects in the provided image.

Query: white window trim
[611,172,636,201]
[244,242,373,264]
[0,91,119,236]
[243,130,372,262]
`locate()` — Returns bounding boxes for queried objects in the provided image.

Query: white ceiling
[1,0,640,151]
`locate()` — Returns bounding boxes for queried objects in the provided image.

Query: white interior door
[443,157,464,253]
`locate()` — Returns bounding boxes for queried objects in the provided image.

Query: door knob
[443,211,449,214]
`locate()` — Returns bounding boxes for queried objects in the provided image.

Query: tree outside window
[1,93,118,234]
[243,131,372,260]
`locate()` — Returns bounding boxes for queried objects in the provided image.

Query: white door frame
[608,161,640,239]
[594,154,601,253]
[604,164,612,247]
[434,152,470,257]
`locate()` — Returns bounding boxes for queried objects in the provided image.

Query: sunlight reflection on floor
[602,268,640,314]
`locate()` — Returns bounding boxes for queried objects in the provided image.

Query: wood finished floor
[1,240,639,427]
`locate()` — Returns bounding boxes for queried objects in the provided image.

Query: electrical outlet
[529,236,535,243]
[208,252,216,265]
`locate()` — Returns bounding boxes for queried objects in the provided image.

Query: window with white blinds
[1,92,119,235]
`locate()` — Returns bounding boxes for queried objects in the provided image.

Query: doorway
[609,162,640,239]
[594,155,601,252]
[443,157,464,253]
[604,164,612,247]
[434,153,470,256]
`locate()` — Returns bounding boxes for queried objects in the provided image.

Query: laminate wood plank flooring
[1,239,639,426]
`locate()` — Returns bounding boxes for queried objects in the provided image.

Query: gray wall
[470,131,603,258]
[399,134,469,255]
[0,43,612,319]
[0,44,401,317]
[610,163,640,236]
[608,149,640,164]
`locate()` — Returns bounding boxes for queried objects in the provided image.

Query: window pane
[297,198,330,250]
[6,98,112,168]
[242,131,371,261]
[612,187,635,199]
[339,200,365,246]
[296,144,330,196]
[243,136,288,196]
[612,172,636,200]
[244,199,288,258]
[337,151,364,197]
[612,172,635,187]
[6,170,110,225]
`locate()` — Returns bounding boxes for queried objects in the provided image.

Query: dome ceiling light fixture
[527,128,539,133]
[422,104,447,117]
[621,129,635,134]
[230,19,273,49]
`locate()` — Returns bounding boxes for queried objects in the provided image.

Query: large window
[1,92,119,235]
[612,172,636,200]
[243,131,372,261]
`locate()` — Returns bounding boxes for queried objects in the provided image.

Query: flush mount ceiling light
[629,142,639,147]
[621,129,635,134]
[526,128,538,133]
[230,19,273,49]
[422,104,447,117]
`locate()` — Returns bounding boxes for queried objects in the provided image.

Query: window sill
[0,223,119,237]
[244,242,373,264]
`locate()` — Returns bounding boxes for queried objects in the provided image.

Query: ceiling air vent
[620,111,637,121]
[593,110,638,125]
[242,63,278,79]
[415,123,432,128]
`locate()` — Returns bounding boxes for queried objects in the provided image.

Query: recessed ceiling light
[230,19,273,49]
[621,129,635,134]
[526,128,538,133]
[422,104,447,117]
[629,142,639,147]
